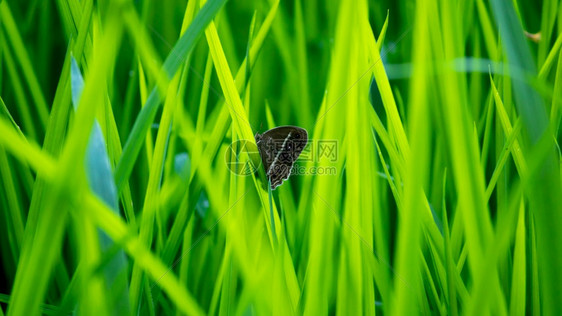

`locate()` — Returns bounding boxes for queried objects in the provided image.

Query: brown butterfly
[255,126,308,190]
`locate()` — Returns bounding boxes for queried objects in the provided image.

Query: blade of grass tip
[0,99,26,263]
[538,33,562,79]
[55,262,92,315]
[71,57,130,313]
[489,73,528,179]
[238,0,279,91]
[137,58,155,166]
[376,10,389,52]
[120,7,168,97]
[56,0,93,46]
[114,0,228,193]
[204,13,255,141]
[0,1,49,128]
[480,92,495,168]
[100,93,137,226]
[370,107,405,178]
[470,32,483,118]
[372,130,402,210]
[191,51,214,163]
[119,60,139,139]
[365,12,410,161]
[0,97,23,136]
[90,77,138,228]
[244,10,257,88]
[393,87,406,129]
[494,74,510,220]
[216,9,240,71]
[485,119,523,201]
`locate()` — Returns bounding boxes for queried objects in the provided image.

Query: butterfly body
[255,126,308,190]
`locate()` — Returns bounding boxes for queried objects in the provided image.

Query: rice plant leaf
[509,198,526,316]
[70,56,130,314]
[491,2,562,313]
[0,1,49,128]
[115,0,228,192]
[84,194,205,316]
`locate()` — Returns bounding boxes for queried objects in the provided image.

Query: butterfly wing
[255,126,308,189]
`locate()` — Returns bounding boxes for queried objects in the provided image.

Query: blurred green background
[0,0,561,315]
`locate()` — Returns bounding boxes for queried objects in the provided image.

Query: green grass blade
[115,0,228,192]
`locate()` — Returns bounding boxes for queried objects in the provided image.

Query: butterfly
[255,126,308,190]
